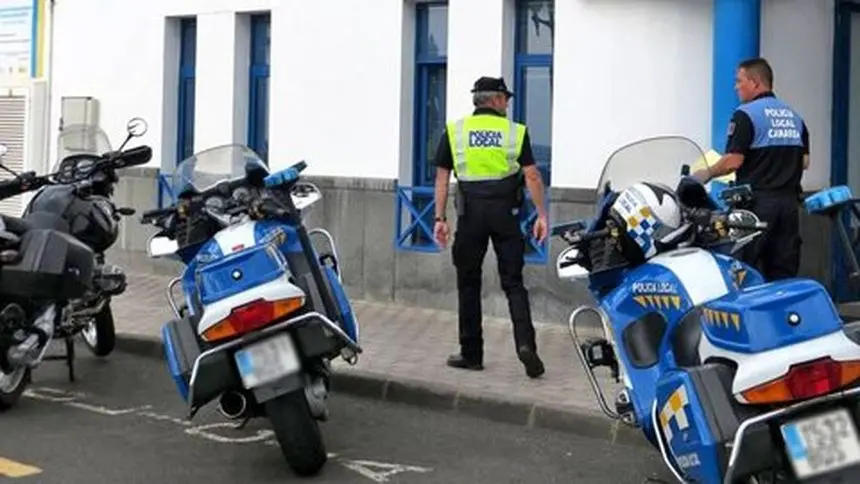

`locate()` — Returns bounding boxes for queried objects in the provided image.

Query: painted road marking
[22,386,434,481]
[341,460,433,483]
[0,457,42,478]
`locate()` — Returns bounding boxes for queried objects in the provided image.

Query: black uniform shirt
[433,108,535,199]
[724,92,810,195]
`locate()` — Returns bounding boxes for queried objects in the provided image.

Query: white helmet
[610,182,683,261]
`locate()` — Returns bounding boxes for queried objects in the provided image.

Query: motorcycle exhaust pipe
[217,391,248,420]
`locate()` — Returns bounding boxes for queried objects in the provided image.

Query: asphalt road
[0,346,672,483]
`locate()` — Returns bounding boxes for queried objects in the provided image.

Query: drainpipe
[711,0,761,150]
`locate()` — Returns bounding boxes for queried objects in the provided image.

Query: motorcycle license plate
[234,334,300,389]
[780,408,860,479]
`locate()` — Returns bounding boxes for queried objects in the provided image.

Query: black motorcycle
[0,118,151,410]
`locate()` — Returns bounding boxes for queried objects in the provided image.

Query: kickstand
[44,336,76,382]
[64,337,75,382]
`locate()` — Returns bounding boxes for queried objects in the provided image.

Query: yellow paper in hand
[691,149,735,183]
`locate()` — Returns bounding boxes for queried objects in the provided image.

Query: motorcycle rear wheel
[0,366,29,411]
[266,389,327,476]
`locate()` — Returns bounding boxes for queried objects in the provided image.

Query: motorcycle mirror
[126,117,148,138]
[556,247,589,280]
[146,234,179,258]
[0,144,7,157]
[117,207,136,216]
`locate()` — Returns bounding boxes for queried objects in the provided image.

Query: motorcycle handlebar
[725,220,768,231]
[0,172,51,200]
[140,206,176,225]
[109,145,152,170]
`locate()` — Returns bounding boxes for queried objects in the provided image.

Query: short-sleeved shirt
[724,92,809,196]
[433,107,536,199]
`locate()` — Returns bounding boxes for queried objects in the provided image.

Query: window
[395,1,449,251]
[514,0,553,185]
[413,2,448,187]
[514,0,553,263]
[248,14,271,163]
[177,18,197,163]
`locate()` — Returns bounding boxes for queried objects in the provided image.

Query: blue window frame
[514,0,553,263]
[177,17,197,164]
[248,13,271,163]
[413,2,448,188]
[514,0,553,185]
[395,2,448,252]
[831,1,860,302]
[162,17,197,208]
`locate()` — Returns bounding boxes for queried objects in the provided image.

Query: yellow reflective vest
[446,114,526,181]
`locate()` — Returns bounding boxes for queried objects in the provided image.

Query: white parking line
[22,386,433,482]
[0,457,42,478]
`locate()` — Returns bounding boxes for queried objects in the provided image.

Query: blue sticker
[781,424,808,461]
[235,351,254,376]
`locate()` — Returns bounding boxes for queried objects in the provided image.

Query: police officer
[693,57,810,281]
[432,76,548,379]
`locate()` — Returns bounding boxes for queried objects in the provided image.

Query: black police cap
[471,76,514,98]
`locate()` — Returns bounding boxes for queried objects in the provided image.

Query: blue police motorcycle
[553,136,860,483]
[139,145,361,476]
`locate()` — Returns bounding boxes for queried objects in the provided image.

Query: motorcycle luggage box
[0,228,94,300]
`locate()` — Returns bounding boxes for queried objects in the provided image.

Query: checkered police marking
[625,206,661,258]
[659,385,690,442]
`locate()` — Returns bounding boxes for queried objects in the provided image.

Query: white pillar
[193,11,250,151]
[446,0,507,120]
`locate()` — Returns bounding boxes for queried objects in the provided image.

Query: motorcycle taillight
[785,358,842,400]
[741,357,860,405]
[201,296,305,342]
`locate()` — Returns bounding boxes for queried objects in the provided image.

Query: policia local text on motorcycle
[693,57,810,282]
[432,76,548,379]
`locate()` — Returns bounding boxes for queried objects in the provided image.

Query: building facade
[1,0,855,320]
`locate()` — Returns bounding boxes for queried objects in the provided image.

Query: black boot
[446,354,483,371]
[517,346,545,378]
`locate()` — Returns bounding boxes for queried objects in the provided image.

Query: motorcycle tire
[0,366,29,411]
[266,389,327,476]
[81,304,116,357]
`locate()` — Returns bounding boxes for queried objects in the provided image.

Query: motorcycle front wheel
[81,304,116,357]
[0,365,29,411]
[266,389,327,476]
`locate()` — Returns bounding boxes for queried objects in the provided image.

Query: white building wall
[47,0,837,190]
[552,0,713,189]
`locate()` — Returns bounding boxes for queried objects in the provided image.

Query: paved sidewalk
[111,270,639,444]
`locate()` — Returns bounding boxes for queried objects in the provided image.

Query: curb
[115,333,650,449]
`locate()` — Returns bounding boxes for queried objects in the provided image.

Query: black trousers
[741,193,802,281]
[451,198,537,363]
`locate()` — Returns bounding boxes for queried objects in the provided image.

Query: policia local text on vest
[693,57,810,281]
[431,76,548,379]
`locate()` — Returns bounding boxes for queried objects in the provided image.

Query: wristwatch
[435,216,446,222]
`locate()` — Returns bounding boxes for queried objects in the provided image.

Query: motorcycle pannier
[0,228,95,300]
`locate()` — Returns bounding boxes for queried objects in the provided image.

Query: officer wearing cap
[432,76,548,379]
[693,57,810,281]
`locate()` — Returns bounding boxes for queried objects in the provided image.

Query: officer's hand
[533,215,548,244]
[434,221,449,248]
